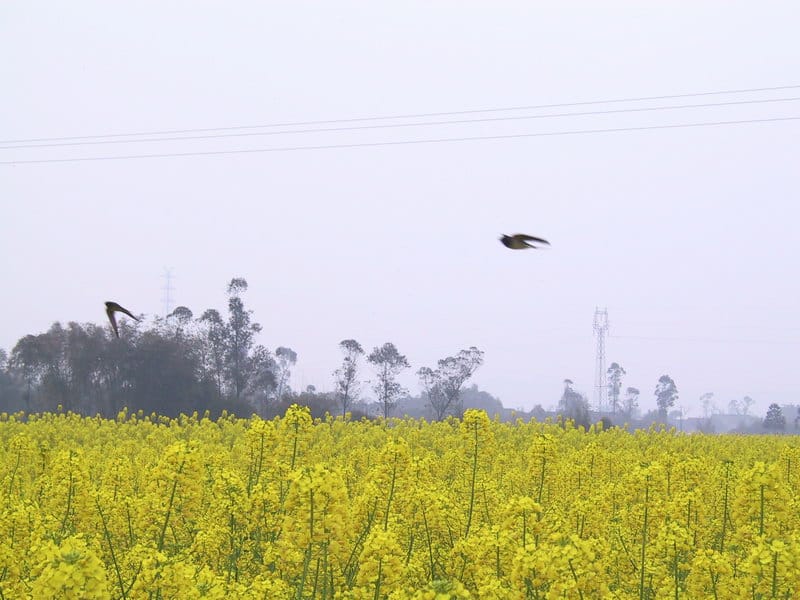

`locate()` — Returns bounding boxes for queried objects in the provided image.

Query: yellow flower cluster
[1,407,799,598]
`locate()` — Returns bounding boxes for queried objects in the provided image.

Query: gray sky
[2,2,799,416]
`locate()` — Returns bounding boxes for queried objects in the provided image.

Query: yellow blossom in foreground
[1,407,800,599]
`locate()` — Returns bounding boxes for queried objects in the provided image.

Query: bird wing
[106,306,120,338]
[115,304,140,322]
[514,234,550,245]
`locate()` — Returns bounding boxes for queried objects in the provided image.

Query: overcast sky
[2,2,799,416]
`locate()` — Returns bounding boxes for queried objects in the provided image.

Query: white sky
[2,2,799,416]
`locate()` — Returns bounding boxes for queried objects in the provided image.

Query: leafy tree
[10,334,46,411]
[2,278,278,418]
[126,329,203,416]
[224,278,261,402]
[417,347,484,420]
[655,375,678,419]
[168,306,194,340]
[606,362,626,414]
[10,324,71,412]
[249,345,277,417]
[169,306,194,322]
[0,348,25,412]
[333,339,364,417]
[558,379,590,430]
[64,322,107,414]
[291,386,337,419]
[459,383,503,414]
[199,309,228,401]
[741,395,754,416]
[367,342,410,419]
[273,346,297,403]
[623,386,640,418]
[763,403,786,431]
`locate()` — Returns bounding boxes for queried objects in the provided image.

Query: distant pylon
[593,307,609,412]
[161,268,175,318]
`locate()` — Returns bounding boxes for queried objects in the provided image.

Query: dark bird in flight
[105,301,140,338]
[499,233,550,250]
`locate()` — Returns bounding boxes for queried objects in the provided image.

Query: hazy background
[2,2,799,415]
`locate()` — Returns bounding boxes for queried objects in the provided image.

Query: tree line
[0,278,484,420]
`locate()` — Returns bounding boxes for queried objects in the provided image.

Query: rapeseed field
[1,405,798,599]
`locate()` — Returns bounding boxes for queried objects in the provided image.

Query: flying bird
[105,301,140,338]
[499,233,550,250]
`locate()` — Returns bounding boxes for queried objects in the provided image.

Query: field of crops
[1,406,799,599]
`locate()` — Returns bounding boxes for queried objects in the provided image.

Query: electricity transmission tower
[593,307,609,412]
[161,268,175,318]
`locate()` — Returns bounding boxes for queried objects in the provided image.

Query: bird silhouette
[499,233,550,250]
[105,301,140,338]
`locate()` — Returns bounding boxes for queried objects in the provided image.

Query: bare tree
[418,347,484,420]
[417,366,445,420]
[623,386,639,418]
[700,392,715,419]
[333,339,364,416]
[367,342,410,419]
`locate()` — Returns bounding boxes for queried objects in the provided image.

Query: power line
[609,334,800,345]
[3,83,799,145]
[4,96,798,151]
[2,115,797,166]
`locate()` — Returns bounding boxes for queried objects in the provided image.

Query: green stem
[772,552,778,599]
[311,556,321,600]
[96,499,127,600]
[465,424,479,538]
[568,559,584,600]
[373,558,383,600]
[291,421,299,470]
[639,477,650,600]
[708,567,719,600]
[60,454,75,535]
[522,509,527,549]
[297,486,314,597]
[421,504,435,580]
[537,456,547,504]
[673,540,679,600]
[6,450,20,498]
[720,462,730,552]
[405,531,414,567]
[157,460,185,552]
[297,546,312,600]
[384,452,397,531]
[126,504,135,547]
[496,531,501,578]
